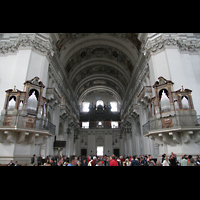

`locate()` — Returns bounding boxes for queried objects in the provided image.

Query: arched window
[110,101,117,112]
[96,100,104,107]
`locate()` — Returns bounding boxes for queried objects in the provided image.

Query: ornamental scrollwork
[0,34,53,55]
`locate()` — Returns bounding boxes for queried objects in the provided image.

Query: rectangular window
[97,146,104,156]
[82,102,90,112]
[110,101,117,112]
[111,121,118,128]
[82,122,89,129]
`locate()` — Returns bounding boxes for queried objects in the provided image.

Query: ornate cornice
[142,34,200,60]
[0,34,54,56]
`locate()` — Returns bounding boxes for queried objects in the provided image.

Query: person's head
[111,154,115,159]
[165,157,168,161]
[33,154,35,157]
[69,155,78,166]
[174,154,177,158]
[97,159,102,166]
[57,158,63,165]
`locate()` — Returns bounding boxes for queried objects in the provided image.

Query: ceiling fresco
[71,64,128,91]
[65,45,134,76]
[77,79,123,100]
[56,33,141,52]
[55,33,141,103]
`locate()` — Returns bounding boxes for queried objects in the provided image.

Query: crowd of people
[6,152,200,166]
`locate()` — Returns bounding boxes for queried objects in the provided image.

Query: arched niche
[181,95,190,110]
[27,90,38,115]
[7,96,16,111]
[159,89,170,113]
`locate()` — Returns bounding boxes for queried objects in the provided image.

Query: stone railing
[0,114,56,134]
[143,115,200,135]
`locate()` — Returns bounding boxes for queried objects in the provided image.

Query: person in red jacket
[109,154,119,166]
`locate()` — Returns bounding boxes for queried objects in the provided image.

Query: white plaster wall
[26,51,49,97]
[11,50,32,91]
[0,142,15,157]
[149,50,171,88]
[0,49,49,112]
[165,49,200,114]
[14,142,32,156]
[104,135,112,156]
[0,51,30,111]
[87,135,95,155]
[148,48,200,115]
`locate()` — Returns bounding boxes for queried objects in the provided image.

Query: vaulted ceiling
[56,33,141,105]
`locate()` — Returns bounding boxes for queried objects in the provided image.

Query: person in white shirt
[163,157,170,166]
[181,155,188,166]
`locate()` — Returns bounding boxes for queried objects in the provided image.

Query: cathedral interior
[0,33,200,165]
